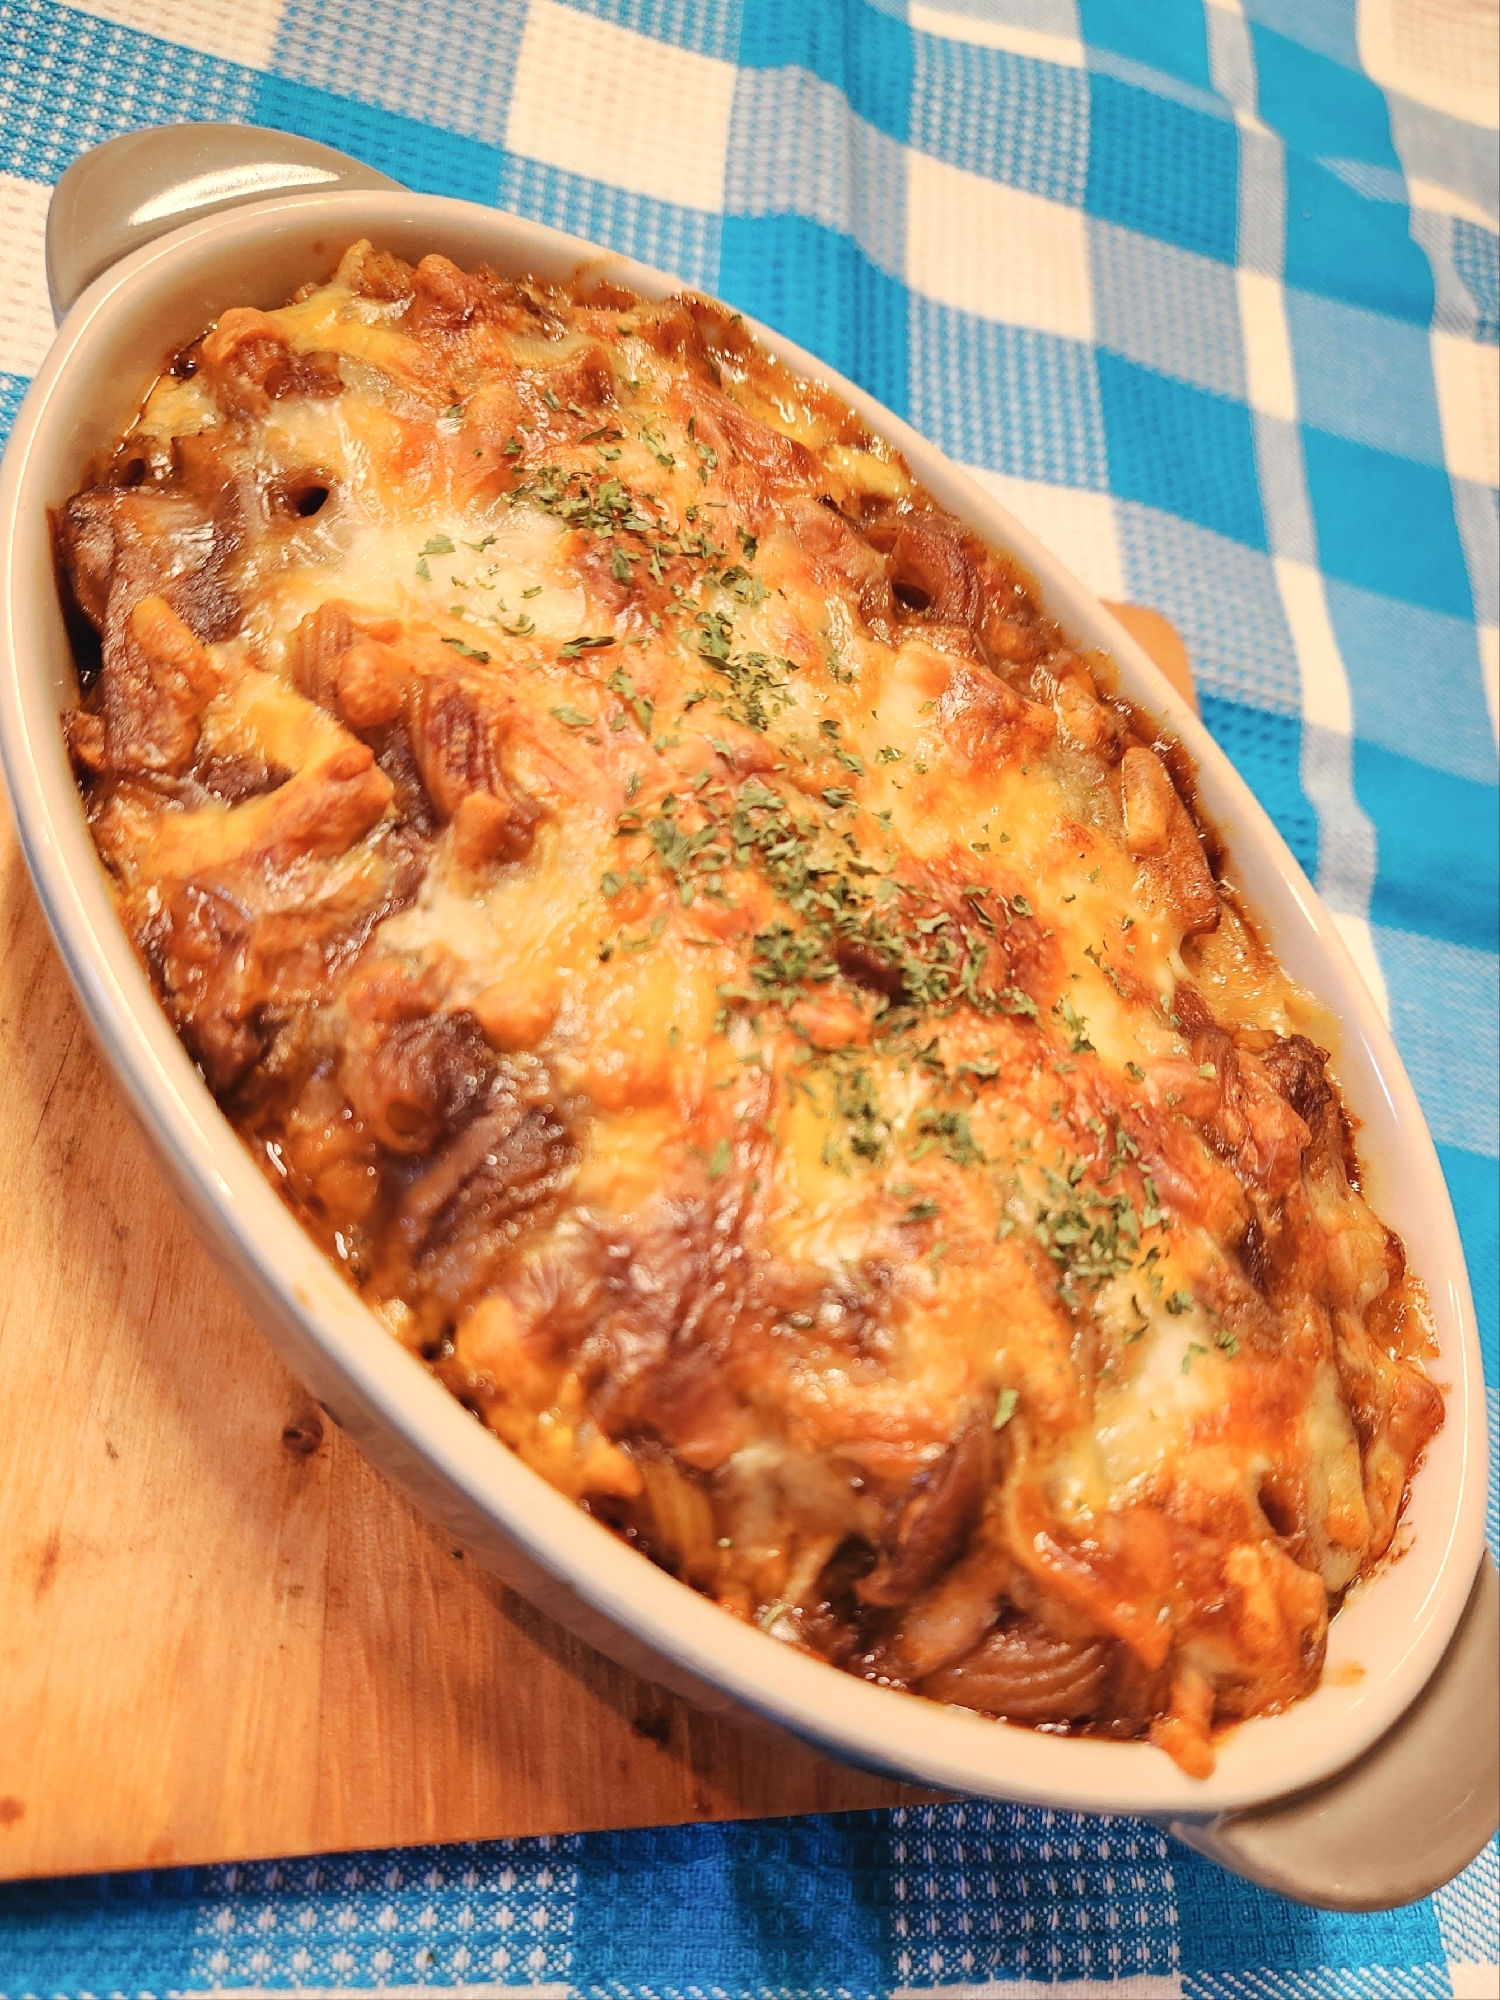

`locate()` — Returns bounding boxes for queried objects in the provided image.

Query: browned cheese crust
[57,243,1443,1775]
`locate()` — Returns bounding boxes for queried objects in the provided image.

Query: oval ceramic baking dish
[1,128,1491,1906]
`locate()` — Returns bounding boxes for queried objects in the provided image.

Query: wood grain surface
[0,802,930,1884]
[0,610,1194,1882]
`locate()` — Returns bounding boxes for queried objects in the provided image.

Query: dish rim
[0,186,1485,1818]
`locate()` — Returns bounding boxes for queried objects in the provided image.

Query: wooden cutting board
[0,607,1194,1883]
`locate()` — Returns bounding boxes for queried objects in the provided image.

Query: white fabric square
[1431,330,1500,487]
[0,172,55,382]
[1303,719,1379,932]
[962,466,1124,602]
[1359,0,1500,132]
[1408,178,1498,230]
[1236,268,1298,423]
[1252,409,1317,565]
[505,0,736,214]
[906,153,1092,341]
[67,0,286,68]
[1277,554,1352,735]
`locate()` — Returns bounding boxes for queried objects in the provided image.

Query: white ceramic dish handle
[1169,1546,1497,1909]
[40,124,1500,1909]
[46,122,402,319]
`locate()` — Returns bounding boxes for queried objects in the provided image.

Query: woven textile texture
[0,0,1496,1994]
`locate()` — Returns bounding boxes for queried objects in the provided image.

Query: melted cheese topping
[63,243,1443,1775]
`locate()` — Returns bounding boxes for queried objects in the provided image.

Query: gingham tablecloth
[1,2,1496,1994]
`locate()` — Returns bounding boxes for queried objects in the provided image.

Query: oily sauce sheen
[57,244,1443,1776]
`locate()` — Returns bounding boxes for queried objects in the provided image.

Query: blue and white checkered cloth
[1,1,1496,1993]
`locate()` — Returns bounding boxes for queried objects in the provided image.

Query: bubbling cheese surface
[60,243,1442,1775]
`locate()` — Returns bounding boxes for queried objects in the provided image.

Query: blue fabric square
[1099,353,1268,549]
[1200,696,1318,878]
[1078,0,1212,91]
[1251,22,1401,168]
[564,0,740,62]
[1446,1142,1500,1376]
[1284,151,1437,324]
[908,299,1107,487]
[495,153,721,288]
[736,0,912,147]
[1356,743,1499,954]
[720,215,910,419]
[568,1815,886,1991]
[1285,288,1447,468]
[0,1870,204,1996]
[1303,429,1474,619]
[254,73,502,203]
[272,0,529,148]
[1324,581,1497,786]
[911,27,1090,206]
[0,0,257,184]
[1084,70,1239,263]
[1090,217,1247,398]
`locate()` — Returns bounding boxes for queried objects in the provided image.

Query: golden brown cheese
[58,242,1443,1775]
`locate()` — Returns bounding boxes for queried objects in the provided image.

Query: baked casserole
[56,243,1443,1775]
